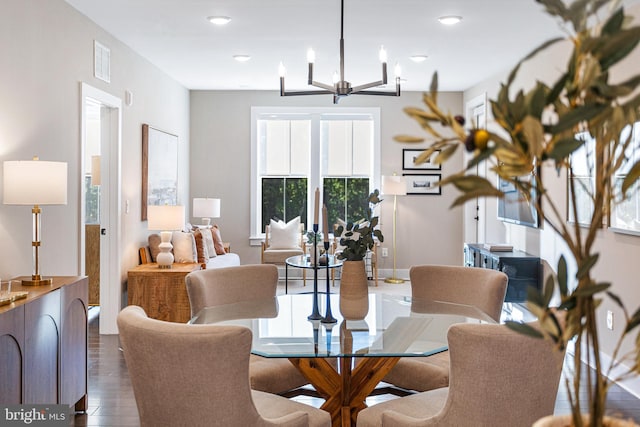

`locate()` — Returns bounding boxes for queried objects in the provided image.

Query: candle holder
[321,241,337,324]
[307,223,322,320]
[324,322,335,356]
[310,319,320,356]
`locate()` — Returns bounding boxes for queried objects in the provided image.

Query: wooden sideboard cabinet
[464,243,542,303]
[127,263,200,323]
[0,276,88,410]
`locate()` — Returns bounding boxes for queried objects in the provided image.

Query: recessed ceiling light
[233,55,251,62]
[438,15,462,25]
[410,55,428,63]
[207,16,231,25]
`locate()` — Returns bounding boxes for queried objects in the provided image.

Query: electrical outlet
[381,247,389,257]
[606,310,614,330]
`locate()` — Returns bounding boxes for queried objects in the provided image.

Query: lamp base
[384,277,405,284]
[22,277,53,286]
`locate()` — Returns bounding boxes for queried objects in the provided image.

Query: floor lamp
[382,175,406,284]
[3,158,68,286]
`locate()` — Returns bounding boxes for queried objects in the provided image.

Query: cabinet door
[24,289,60,403]
[60,278,88,410]
[0,306,25,403]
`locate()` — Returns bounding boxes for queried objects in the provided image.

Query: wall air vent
[94,40,111,83]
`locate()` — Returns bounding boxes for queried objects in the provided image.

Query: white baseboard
[570,340,640,399]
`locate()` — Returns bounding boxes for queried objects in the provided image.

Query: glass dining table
[190,293,495,427]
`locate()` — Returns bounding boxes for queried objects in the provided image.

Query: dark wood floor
[73,305,640,426]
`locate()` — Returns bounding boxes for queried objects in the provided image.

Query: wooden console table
[127,263,200,323]
[0,276,88,410]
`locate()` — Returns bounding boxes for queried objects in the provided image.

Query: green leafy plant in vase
[394,1,640,425]
[335,190,384,261]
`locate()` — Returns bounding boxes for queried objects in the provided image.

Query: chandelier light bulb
[394,62,402,78]
[379,46,388,63]
[307,48,316,64]
[278,62,286,77]
[332,71,340,84]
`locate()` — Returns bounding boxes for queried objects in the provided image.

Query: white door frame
[80,82,122,335]
[464,93,488,244]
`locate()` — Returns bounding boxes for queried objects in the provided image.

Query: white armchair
[261,217,306,292]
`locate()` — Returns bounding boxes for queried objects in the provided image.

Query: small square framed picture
[403,173,442,195]
[402,149,441,170]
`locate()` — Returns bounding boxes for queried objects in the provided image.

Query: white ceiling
[64,0,570,92]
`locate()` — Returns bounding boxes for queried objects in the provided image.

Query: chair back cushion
[409,265,508,322]
[117,306,265,427]
[185,264,278,316]
[440,321,565,427]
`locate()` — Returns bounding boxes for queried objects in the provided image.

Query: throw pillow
[202,227,216,257]
[268,216,300,249]
[172,231,197,263]
[192,229,209,264]
[148,234,162,262]
[211,225,226,255]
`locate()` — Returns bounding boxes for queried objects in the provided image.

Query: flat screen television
[497,171,540,228]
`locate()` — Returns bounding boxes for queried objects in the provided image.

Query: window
[568,131,596,226]
[611,122,640,235]
[251,107,380,243]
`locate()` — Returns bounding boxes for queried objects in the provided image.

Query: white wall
[0,0,190,298]
[463,6,640,394]
[189,90,465,275]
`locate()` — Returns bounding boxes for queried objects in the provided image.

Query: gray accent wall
[189,90,465,272]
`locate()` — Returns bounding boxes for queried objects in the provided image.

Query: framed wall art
[141,124,179,220]
[403,173,441,195]
[402,149,441,171]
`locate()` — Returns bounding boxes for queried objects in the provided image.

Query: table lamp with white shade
[147,205,185,269]
[381,174,406,284]
[3,157,68,286]
[192,197,220,227]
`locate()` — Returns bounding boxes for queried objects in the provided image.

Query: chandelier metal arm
[351,80,386,92]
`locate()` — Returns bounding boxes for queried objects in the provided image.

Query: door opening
[80,83,122,335]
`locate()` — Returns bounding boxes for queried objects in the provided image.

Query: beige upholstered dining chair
[117,305,331,427]
[382,265,508,392]
[357,321,565,427]
[185,264,310,395]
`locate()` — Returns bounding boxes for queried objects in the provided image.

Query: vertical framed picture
[141,124,179,220]
[402,149,441,170]
[403,173,441,195]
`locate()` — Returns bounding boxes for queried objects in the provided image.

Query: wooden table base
[289,356,400,427]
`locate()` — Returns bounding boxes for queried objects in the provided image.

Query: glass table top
[286,254,343,269]
[189,294,495,359]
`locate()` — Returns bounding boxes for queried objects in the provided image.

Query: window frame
[250,106,380,245]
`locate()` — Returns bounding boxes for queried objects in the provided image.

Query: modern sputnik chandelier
[279,0,401,104]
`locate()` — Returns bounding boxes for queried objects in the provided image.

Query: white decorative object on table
[148,205,185,269]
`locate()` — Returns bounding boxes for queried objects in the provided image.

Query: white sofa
[142,226,240,269]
